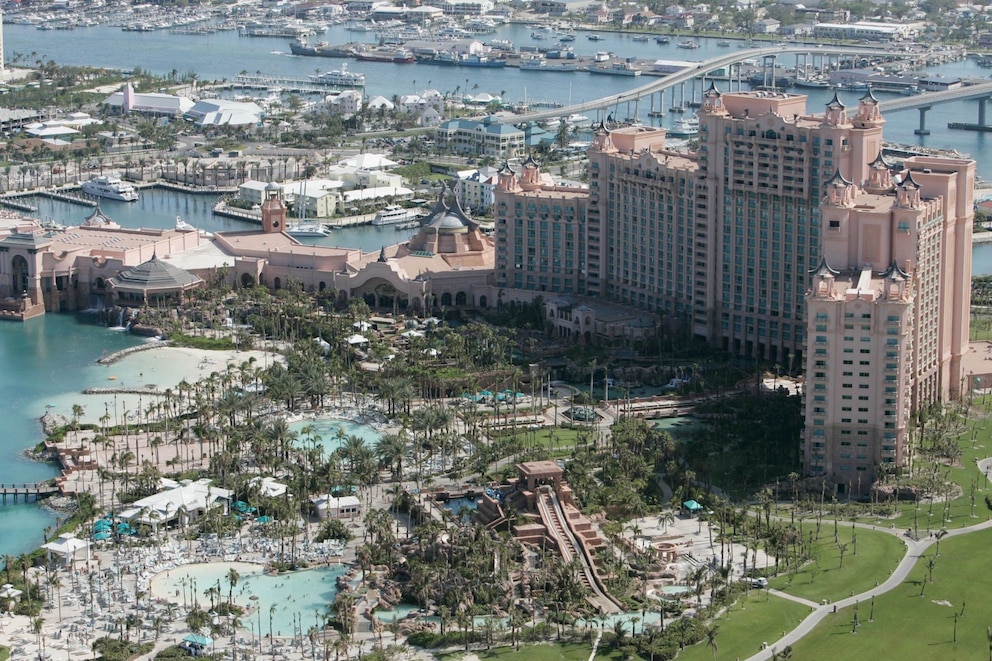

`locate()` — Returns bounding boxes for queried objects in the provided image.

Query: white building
[119,478,232,528]
[454,165,499,213]
[436,116,525,158]
[249,476,288,498]
[325,89,363,117]
[41,533,91,568]
[311,494,362,519]
[102,83,194,116]
[186,99,264,126]
[814,21,925,41]
[434,0,494,16]
[284,179,345,218]
[340,153,398,170]
[398,89,445,116]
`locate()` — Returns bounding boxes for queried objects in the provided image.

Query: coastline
[97,339,170,365]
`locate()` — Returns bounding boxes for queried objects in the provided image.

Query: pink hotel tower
[494,85,974,494]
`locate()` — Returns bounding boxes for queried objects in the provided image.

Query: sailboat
[286,183,329,237]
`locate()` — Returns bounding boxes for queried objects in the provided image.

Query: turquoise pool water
[374,603,420,622]
[653,416,707,439]
[289,418,382,455]
[661,585,692,595]
[150,562,348,635]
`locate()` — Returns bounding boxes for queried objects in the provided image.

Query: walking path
[743,459,992,660]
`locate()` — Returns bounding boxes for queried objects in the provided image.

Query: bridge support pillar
[915,106,931,136]
[979,96,990,126]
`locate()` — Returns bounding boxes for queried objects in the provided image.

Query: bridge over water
[497,45,992,135]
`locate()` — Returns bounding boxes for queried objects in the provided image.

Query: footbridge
[498,45,992,136]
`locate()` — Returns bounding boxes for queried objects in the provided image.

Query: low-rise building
[436,116,525,158]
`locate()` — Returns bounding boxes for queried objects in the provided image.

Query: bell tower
[261,182,286,234]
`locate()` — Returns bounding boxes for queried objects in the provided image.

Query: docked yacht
[668,117,699,138]
[175,216,213,238]
[81,174,139,202]
[372,205,420,226]
[285,221,329,237]
[307,63,366,87]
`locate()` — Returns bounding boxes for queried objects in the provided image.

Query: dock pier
[0,482,59,503]
[40,188,97,207]
[0,195,38,212]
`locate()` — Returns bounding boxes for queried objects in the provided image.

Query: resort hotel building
[493,86,974,494]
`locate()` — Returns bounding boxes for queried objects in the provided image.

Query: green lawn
[497,427,591,452]
[790,527,992,659]
[437,641,593,660]
[769,524,907,604]
[674,592,809,661]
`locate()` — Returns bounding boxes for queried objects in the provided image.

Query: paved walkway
[743,462,992,661]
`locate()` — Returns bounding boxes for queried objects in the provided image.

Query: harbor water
[4,22,992,168]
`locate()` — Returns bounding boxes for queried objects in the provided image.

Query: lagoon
[289,417,382,456]
[150,561,347,635]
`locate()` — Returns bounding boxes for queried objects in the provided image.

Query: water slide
[536,486,622,614]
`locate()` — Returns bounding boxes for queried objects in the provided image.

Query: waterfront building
[324,89,363,117]
[0,206,203,319]
[436,116,525,158]
[813,20,925,41]
[397,88,445,116]
[433,0,495,17]
[185,98,263,127]
[102,83,194,117]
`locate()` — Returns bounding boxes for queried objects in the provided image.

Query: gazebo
[682,500,704,518]
[41,533,91,568]
[107,253,203,307]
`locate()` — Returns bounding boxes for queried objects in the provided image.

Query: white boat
[81,173,139,201]
[285,221,329,237]
[175,215,213,238]
[668,117,699,138]
[590,61,641,76]
[372,205,419,226]
[565,113,590,124]
[307,63,365,87]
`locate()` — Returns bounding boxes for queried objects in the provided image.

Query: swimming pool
[150,561,348,636]
[289,417,382,455]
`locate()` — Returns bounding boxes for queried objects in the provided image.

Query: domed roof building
[332,190,495,312]
[405,192,494,269]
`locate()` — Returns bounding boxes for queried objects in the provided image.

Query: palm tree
[227,567,240,605]
[934,528,948,556]
[706,623,720,661]
[32,616,45,658]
